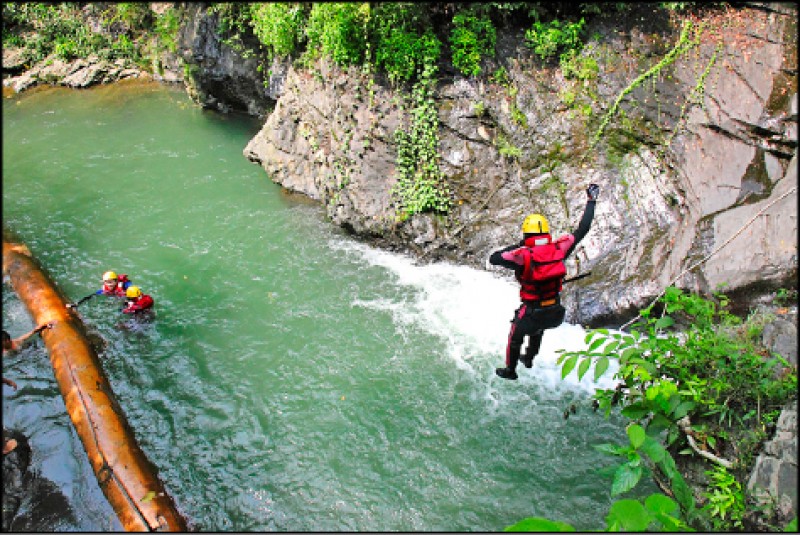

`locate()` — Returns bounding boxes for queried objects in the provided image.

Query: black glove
[587,183,600,201]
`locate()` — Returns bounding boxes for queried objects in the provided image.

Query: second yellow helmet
[126,286,143,299]
[521,214,549,234]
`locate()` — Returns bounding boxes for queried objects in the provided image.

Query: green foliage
[504,517,575,532]
[592,20,700,147]
[392,64,452,218]
[490,66,511,87]
[560,49,598,81]
[702,465,744,530]
[370,3,441,84]
[110,3,151,29]
[210,2,249,49]
[505,493,689,532]
[775,287,798,307]
[496,134,522,160]
[524,18,585,63]
[304,3,370,67]
[1,2,155,65]
[449,7,496,77]
[554,287,796,530]
[248,3,306,59]
[154,6,180,54]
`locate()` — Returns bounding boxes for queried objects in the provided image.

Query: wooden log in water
[3,236,188,532]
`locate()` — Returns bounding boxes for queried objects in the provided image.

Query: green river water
[2,81,646,531]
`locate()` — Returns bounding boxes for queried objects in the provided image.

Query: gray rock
[762,317,798,366]
[747,402,798,528]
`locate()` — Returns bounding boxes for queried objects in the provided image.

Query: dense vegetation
[3,3,796,532]
[2,3,177,67]
[507,288,796,532]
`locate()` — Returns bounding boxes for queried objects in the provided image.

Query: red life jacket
[515,234,568,301]
[122,294,154,314]
[101,274,132,297]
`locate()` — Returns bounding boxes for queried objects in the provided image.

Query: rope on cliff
[620,184,798,331]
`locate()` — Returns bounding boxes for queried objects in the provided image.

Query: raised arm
[564,184,599,259]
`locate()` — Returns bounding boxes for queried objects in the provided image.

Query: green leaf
[620,345,641,360]
[645,493,678,515]
[672,400,696,420]
[593,356,610,381]
[504,517,575,532]
[588,337,605,352]
[639,436,667,463]
[647,414,673,436]
[561,355,578,379]
[627,424,646,449]
[670,472,696,514]
[611,463,643,496]
[655,316,675,330]
[656,512,692,531]
[606,499,652,531]
[621,403,650,420]
[784,517,798,532]
[577,357,592,380]
[593,442,625,456]
[141,491,156,503]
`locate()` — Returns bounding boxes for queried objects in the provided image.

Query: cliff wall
[216,4,797,326]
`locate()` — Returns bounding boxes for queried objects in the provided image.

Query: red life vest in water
[514,234,569,302]
[122,293,154,315]
[99,274,132,297]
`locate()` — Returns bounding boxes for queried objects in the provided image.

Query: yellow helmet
[103,271,118,282]
[126,286,142,299]
[522,214,549,234]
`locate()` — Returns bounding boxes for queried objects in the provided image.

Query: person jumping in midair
[489,183,600,380]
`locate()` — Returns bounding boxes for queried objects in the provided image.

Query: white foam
[333,240,620,394]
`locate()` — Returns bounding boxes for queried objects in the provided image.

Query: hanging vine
[591,20,702,149]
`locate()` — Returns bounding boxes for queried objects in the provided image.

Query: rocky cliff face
[176,4,276,118]
[233,4,798,326]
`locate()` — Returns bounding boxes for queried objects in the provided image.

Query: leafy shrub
[524,18,585,62]
[449,7,496,77]
[560,49,598,80]
[370,2,440,83]
[554,287,796,529]
[154,6,180,53]
[3,2,151,64]
[248,3,306,59]
[702,465,745,530]
[304,3,370,66]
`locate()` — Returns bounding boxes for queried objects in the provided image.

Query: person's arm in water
[67,291,100,309]
[12,323,53,348]
[3,377,18,390]
[564,184,599,259]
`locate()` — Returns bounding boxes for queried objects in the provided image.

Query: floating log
[3,235,188,532]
